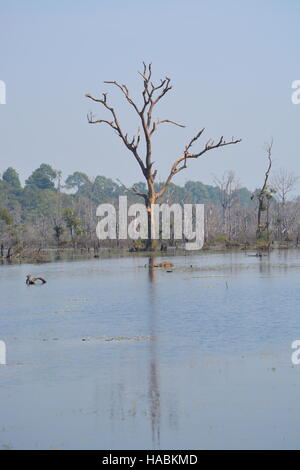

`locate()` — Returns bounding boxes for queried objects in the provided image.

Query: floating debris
[153,262,174,268]
[104,335,150,342]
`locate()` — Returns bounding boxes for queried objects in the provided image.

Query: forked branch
[116,178,148,201]
[157,130,241,199]
[86,93,146,176]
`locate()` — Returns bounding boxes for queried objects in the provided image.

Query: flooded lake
[1,250,300,449]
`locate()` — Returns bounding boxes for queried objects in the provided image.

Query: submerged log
[26,274,47,285]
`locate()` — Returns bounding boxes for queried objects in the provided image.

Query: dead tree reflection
[148,256,161,448]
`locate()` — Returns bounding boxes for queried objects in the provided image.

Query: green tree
[53,224,64,246]
[91,175,122,202]
[63,208,82,241]
[65,172,90,191]
[2,167,21,188]
[0,207,13,225]
[25,164,57,190]
[21,186,58,216]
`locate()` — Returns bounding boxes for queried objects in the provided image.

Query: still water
[0,250,300,449]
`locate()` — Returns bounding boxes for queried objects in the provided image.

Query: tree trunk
[257,200,263,239]
[146,197,156,251]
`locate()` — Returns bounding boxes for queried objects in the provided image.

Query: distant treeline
[0,164,299,256]
[0,164,252,216]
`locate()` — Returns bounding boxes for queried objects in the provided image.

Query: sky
[0,0,300,193]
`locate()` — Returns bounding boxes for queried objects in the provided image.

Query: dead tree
[251,140,275,240]
[272,168,298,240]
[86,63,241,250]
[214,170,239,240]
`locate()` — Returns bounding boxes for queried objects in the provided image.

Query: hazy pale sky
[0,0,300,192]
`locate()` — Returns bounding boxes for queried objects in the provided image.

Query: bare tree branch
[272,168,299,204]
[85,93,146,176]
[150,119,186,136]
[116,178,148,201]
[103,81,140,115]
[261,138,273,194]
[157,130,241,199]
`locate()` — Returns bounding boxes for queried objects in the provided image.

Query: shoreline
[0,242,297,266]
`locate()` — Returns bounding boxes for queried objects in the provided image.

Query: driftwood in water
[26,274,47,285]
[153,262,174,268]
